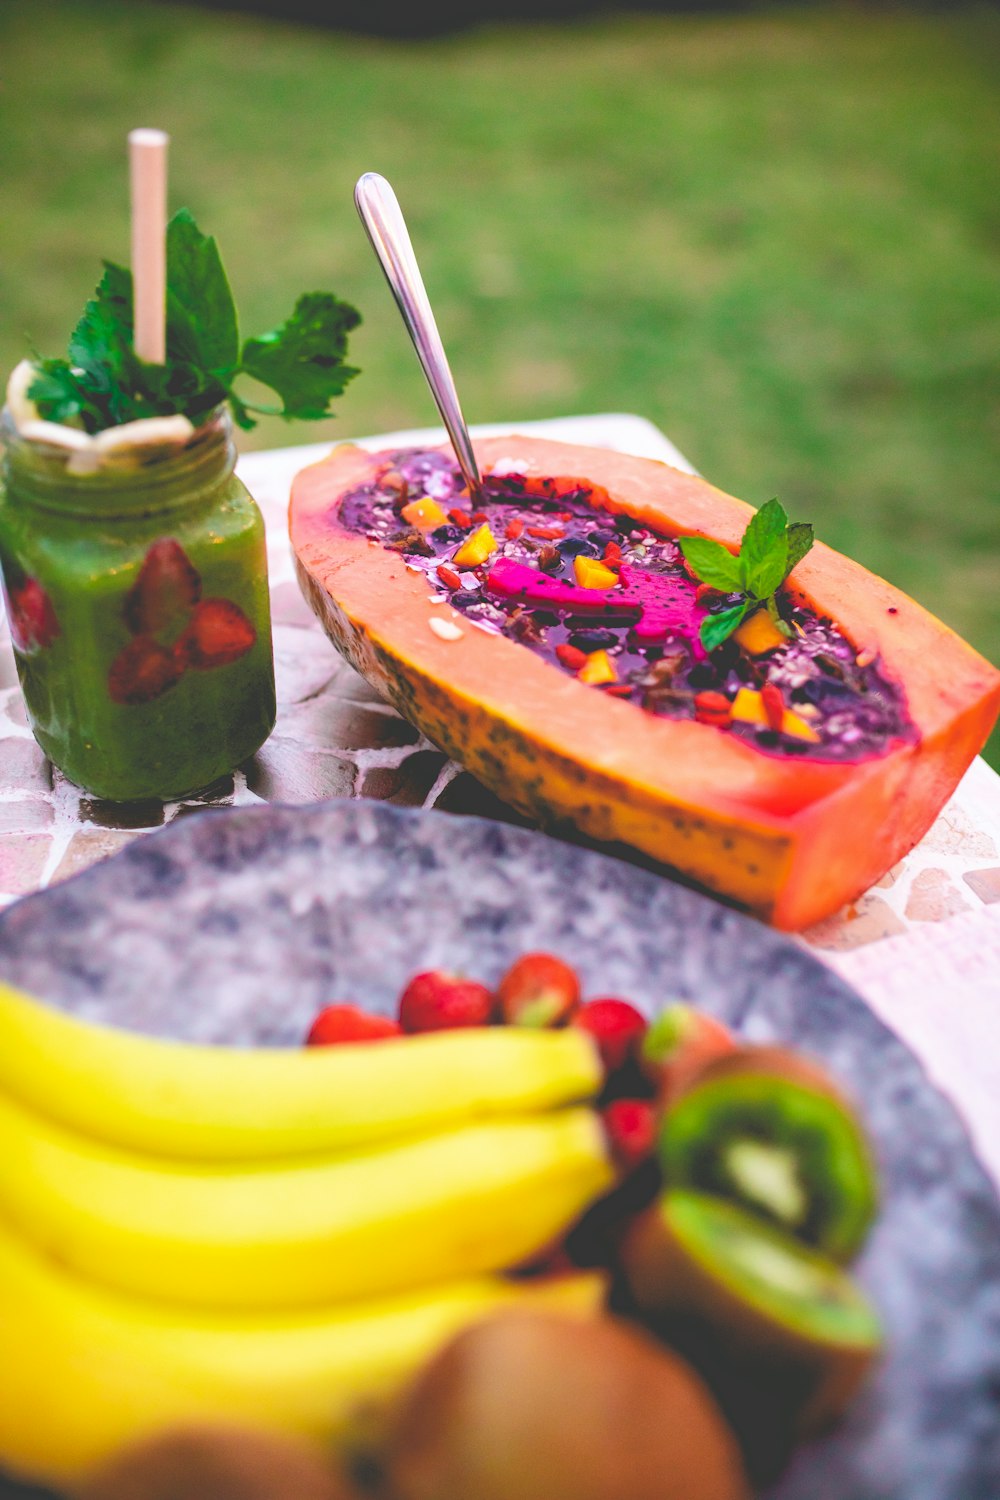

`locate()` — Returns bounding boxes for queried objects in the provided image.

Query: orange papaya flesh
[289,436,1000,930]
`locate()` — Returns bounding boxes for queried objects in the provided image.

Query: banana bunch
[0,981,612,1488]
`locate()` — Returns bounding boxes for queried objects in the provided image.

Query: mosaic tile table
[1,413,998,1183]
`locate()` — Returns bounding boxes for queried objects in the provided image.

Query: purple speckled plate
[0,800,997,1499]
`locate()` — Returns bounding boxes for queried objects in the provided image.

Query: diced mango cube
[578,650,617,685]
[452,522,497,568]
[734,609,787,656]
[781,708,821,743]
[574,556,619,590]
[732,686,822,742]
[401,496,449,530]
[730,687,767,725]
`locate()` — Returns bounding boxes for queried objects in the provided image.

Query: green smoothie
[0,409,275,801]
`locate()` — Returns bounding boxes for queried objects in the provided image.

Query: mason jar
[0,406,275,801]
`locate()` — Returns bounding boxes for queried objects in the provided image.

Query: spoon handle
[355,172,482,502]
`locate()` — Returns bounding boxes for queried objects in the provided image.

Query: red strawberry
[642,1003,736,1104]
[398,971,496,1033]
[574,998,648,1075]
[123,539,201,636]
[305,1005,401,1046]
[497,952,581,1028]
[7,576,60,653]
[108,636,183,705]
[176,598,256,670]
[602,1098,658,1172]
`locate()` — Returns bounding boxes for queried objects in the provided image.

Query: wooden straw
[128,128,169,364]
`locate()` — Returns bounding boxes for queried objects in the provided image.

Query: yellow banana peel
[0,1211,605,1487]
[0,1091,613,1309]
[0,979,601,1160]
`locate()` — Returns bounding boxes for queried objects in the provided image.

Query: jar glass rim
[0,405,236,518]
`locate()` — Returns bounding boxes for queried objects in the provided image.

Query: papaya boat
[289,434,1000,930]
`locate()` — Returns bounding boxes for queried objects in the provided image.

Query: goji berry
[556,642,588,671]
[602,541,623,566]
[448,508,473,529]
[694,690,731,726]
[505,518,525,540]
[761,681,785,732]
[437,564,462,591]
[527,524,564,540]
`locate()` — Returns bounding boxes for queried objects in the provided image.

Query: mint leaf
[678,536,743,593]
[700,601,751,652]
[784,521,814,578]
[166,209,239,372]
[739,497,787,599]
[239,292,361,421]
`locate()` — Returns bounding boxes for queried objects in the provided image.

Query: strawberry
[398,971,496,1033]
[574,998,648,1075]
[176,598,256,670]
[497,953,580,1028]
[123,539,201,637]
[642,1003,736,1104]
[7,576,60,653]
[107,636,183,705]
[601,1098,658,1172]
[305,1004,401,1046]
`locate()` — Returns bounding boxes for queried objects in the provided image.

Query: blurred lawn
[2,0,998,764]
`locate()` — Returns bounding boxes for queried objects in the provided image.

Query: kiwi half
[659,1046,878,1262]
[620,1189,882,1454]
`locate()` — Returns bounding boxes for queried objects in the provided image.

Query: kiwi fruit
[74,1425,356,1500]
[659,1045,878,1261]
[620,1189,882,1456]
[382,1308,749,1500]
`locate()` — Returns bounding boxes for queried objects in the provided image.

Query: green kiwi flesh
[655,1191,881,1351]
[659,1068,877,1260]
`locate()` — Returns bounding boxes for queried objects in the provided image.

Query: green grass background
[2,0,998,764]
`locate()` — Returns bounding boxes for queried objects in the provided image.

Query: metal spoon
[354,172,483,503]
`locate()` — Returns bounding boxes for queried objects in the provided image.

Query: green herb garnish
[679,498,814,652]
[28,209,361,433]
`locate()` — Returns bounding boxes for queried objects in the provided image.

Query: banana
[0,1090,613,1309]
[0,1210,605,1488]
[0,979,601,1159]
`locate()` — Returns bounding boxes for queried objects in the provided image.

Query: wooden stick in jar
[128,128,169,365]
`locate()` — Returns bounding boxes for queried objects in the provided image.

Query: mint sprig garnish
[679,498,814,652]
[27,210,361,434]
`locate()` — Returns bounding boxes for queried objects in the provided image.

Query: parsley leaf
[26,210,361,434]
[239,293,361,421]
[681,498,815,651]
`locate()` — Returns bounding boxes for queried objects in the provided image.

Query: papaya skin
[289,436,1000,930]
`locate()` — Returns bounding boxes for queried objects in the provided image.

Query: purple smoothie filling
[340,448,915,763]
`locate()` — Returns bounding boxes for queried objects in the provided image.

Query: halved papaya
[289,435,1000,930]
